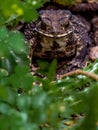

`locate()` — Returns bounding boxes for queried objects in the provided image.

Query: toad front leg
[65,33,90,72]
[29,37,46,78]
[29,38,40,75]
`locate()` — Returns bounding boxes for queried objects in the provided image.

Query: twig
[59,69,98,81]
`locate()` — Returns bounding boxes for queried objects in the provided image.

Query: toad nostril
[51,29,60,35]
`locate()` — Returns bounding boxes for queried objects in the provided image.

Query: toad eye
[61,21,69,28]
[41,22,50,30]
[60,17,69,28]
[41,17,51,30]
[41,22,46,30]
[64,21,69,26]
[42,17,51,26]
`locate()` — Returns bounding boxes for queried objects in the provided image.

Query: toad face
[35,10,73,38]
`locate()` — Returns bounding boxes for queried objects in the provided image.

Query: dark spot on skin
[51,41,60,50]
[35,43,43,52]
[44,51,52,58]
[54,51,65,58]
[67,35,75,45]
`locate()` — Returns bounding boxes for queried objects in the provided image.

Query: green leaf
[75,83,98,130]
[0,26,8,40]
[8,31,26,54]
[23,8,38,22]
[47,59,57,82]
[0,86,8,99]
[0,68,8,77]
[0,102,10,114]
[0,58,13,73]
[15,65,29,74]
[8,109,28,125]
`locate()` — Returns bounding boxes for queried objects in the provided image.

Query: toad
[24,9,91,77]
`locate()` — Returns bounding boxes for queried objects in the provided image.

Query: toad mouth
[34,28,73,38]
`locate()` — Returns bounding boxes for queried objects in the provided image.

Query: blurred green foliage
[53,0,76,6]
[0,0,98,130]
[0,0,49,26]
[0,26,29,73]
